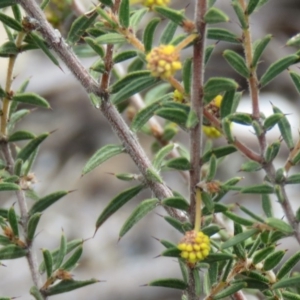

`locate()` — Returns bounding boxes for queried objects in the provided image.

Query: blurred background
[1,0,300,299]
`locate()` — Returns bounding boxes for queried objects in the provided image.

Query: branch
[16,0,186,221]
[0,141,44,296]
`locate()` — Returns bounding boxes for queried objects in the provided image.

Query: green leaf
[232,0,247,29]
[282,291,300,300]
[252,246,275,265]
[290,71,300,94]
[0,235,12,246]
[42,248,53,278]
[152,143,175,170]
[0,41,18,57]
[183,58,192,94]
[29,191,69,215]
[29,32,60,67]
[265,217,293,234]
[202,225,221,236]
[213,282,246,299]
[143,18,160,53]
[119,198,159,238]
[207,28,241,44]
[204,77,238,98]
[219,90,235,119]
[162,197,189,211]
[228,112,252,125]
[264,140,281,163]
[204,7,229,24]
[17,133,48,162]
[206,154,217,181]
[12,92,50,108]
[223,50,249,78]
[0,12,22,31]
[202,145,237,163]
[272,275,300,290]
[263,250,286,271]
[252,34,272,67]
[54,231,67,270]
[161,247,181,258]
[203,253,234,263]
[238,205,264,223]
[160,20,178,44]
[82,144,124,175]
[45,279,99,296]
[111,76,159,105]
[67,11,98,44]
[39,239,82,274]
[27,213,42,242]
[154,6,186,25]
[95,185,144,229]
[146,167,163,183]
[8,109,30,131]
[30,286,44,300]
[261,194,273,218]
[0,182,20,191]
[119,0,130,28]
[109,71,152,94]
[113,50,138,64]
[164,216,186,233]
[155,108,188,125]
[272,104,294,150]
[95,33,126,44]
[286,174,300,185]
[224,211,254,226]
[84,37,104,57]
[164,157,190,170]
[8,130,35,142]
[205,43,216,65]
[0,0,17,9]
[286,33,300,48]
[241,184,274,194]
[8,205,18,237]
[130,7,148,30]
[246,0,260,15]
[263,113,284,131]
[0,245,27,259]
[240,160,261,172]
[98,0,113,6]
[260,54,299,87]
[61,245,83,271]
[221,229,258,249]
[277,251,300,279]
[147,278,187,290]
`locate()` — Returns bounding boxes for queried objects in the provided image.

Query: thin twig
[238,0,300,244]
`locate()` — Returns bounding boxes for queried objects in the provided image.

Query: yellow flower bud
[177,230,211,265]
[130,0,170,9]
[203,95,223,139]
[146,45,182,80]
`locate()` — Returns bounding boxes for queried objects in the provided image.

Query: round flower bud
[173,89,185,103]
[146,45,182,80]
[131,0,170,9]
[203,95,223,139]
[177,230,211,265]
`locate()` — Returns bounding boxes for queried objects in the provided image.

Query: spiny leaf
[29,191,69,215]
[67,11,98,44]
[45,279,99,296]
[119,198,158,239]
[146,278,187,290]
[82,144,124,175]
[221,229,258,249]
[12,92,50,108]
[0,244,27,259]
[95,185,144,230]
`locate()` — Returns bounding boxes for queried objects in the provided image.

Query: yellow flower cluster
[146,45,182,80]
[203,95,223,139]
[130,0,170,8]
[178,230,210,264]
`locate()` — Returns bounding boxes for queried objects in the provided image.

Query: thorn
[49,129,59,134]
[153,254,161,259]
[151,236,160,242]
[68,189,77,194]
[139,284,148,287]
[93,227,98,238]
